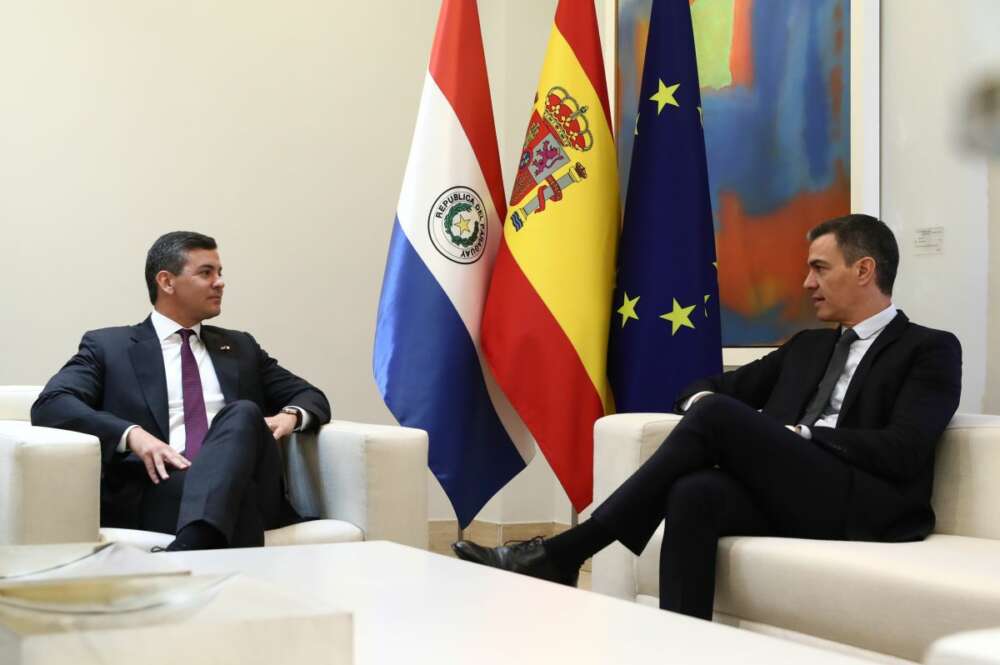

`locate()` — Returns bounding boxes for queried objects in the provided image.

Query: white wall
[881,0,1000,414]
[0,0,598,526]
[3,0,998,532]
[0,0,437,437]
[986,162,1000,413]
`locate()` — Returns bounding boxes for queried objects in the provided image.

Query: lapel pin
[220,345,231,352]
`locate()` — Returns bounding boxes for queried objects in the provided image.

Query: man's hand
[264,412,298,440]
[127,427,191,484]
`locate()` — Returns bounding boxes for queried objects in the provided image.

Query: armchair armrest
[0,421,101,545]
[283,420,429,549]
[591,413,681,599]
[925,628,1000,665]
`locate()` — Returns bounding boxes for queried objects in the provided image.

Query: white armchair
[0,385,428,550]
[591,412,1000,663]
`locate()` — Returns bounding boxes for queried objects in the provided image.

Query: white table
[166,541,873,665]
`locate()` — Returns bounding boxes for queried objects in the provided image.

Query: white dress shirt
[118,311,226,454]
[807,303,898,432]
[683,304,899,438]
[118,311,309,453]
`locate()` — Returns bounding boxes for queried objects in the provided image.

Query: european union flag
[608,0,722,412]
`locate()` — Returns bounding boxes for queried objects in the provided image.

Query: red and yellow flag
[482,0,618,511]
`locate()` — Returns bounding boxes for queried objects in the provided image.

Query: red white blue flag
[374,0,534,527]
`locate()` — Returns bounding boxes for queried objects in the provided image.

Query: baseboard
[429,520,591,571]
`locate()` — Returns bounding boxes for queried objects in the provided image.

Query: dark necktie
[798,328,860,428]
[178,329,209,460]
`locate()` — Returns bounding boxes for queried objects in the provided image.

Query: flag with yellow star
[608,0,722,413]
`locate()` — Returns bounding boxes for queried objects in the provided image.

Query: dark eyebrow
[808,259,829,268]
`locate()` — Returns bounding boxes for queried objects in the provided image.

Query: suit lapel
[127,317,170,440]
[839,311,909,418]
[794,329,839,419]
[202,327,239,404]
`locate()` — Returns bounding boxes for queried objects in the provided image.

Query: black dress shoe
[451,537,579,587]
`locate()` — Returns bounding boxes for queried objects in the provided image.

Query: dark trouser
[138,400,298,547]
[591,394,853,619]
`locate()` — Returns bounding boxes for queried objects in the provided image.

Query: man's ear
[855,257,877,287]
[155,270,176,296]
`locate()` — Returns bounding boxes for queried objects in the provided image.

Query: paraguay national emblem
[509,85,593,231]
[428,186,488,264]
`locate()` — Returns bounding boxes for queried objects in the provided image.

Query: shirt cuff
[118,425,139,453]
[681,391,713,412]
[287,406,310,432]
[785,424,811,439]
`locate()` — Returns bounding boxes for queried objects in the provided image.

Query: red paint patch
[715,164,850,323]
[730,0,754,87]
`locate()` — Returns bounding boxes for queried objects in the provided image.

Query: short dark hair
[807,214,899,295]
[145,231,218,304]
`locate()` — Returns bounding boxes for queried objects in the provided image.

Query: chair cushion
[712,534,1000,662]
[263,519,363,546]
[99,519,364,550]
[99,527,173,550]
[932,415,1000,540]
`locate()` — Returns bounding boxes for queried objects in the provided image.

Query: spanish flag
[482,0,618,511]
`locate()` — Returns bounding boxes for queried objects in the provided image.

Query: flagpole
[571,509,578,528]
[457,526,464,542]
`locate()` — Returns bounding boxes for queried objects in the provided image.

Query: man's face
[169,248,225,322]
[802,233,862,323]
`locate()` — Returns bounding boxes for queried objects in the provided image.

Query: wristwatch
[281,406,303,430]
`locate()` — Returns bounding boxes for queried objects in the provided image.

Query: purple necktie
[178,329,209,460]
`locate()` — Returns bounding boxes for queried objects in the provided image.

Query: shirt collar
[150,310,203,342]
[847,303,897,341]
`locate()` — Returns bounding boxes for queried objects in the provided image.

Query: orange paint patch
[715,164,850,321]
[730,0,754,86]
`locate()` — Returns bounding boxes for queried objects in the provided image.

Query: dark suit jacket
[31,317,332,528]
[677,311,962,542]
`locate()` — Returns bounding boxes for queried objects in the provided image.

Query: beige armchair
[591,412,1000,663]
[0,386,428,550]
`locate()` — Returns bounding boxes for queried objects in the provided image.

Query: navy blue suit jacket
[31,317,331,527]
[677,311,962,542]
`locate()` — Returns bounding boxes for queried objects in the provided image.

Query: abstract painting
[618,0,851,345]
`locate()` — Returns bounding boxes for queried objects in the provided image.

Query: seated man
[32,231,330,550]
[454,214,962,620]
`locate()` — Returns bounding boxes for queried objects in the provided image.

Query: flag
[373,0,534,528]
[482,0,619,512]
[608,0,722,413]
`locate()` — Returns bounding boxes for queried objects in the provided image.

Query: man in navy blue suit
[455,215,962,620]
[33,231,331,550]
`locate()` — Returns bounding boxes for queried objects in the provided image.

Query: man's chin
[813,306,834,322]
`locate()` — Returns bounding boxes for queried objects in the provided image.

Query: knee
[219,400,263,422]
[684,393,737,422]
[665,472,728,529]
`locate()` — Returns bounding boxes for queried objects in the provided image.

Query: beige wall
[3,0,999,528]
[983,161,1000,413]
[0,0,608,524]
[881,0,1000,414]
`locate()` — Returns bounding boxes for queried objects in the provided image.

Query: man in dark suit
[453,214,962,620]
[32,231,331,550]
